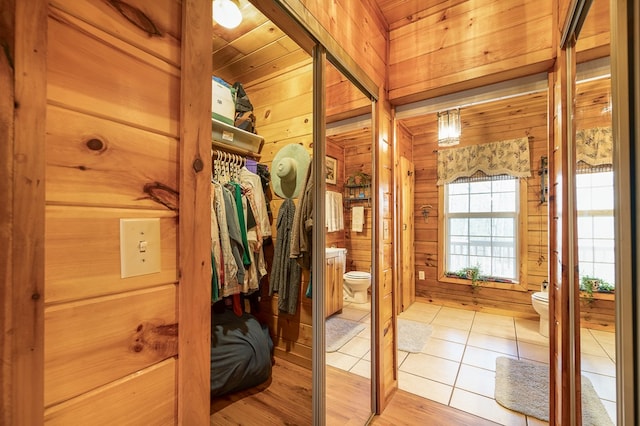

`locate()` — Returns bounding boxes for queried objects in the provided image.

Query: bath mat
[495,357,613,425]
[398,318,432,353]
[325,317,365,352]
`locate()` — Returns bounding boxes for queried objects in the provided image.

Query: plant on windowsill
[579,275,612,305]
[453,265,483,291]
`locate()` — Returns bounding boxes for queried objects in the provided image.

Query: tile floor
[326,300,617,425]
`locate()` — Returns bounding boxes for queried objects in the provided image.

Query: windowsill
[580,291,615,301]
[440,274,527,292]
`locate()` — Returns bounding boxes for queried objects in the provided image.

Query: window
[445,176,519,282]
[576,169,615,287]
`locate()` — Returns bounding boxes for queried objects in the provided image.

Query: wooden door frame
[397,156,415,314]
[550,0,587,419]
[0,1,47,424]
[178,0,213,423]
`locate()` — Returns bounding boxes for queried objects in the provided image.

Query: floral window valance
[437,137,531,185]
[576,127,612,166]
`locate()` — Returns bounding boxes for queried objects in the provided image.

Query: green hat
[271,144,310,199]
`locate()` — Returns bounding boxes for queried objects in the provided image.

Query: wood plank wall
[326,139,346,249]
[325,127,374,271]
[299,0,388,101]
[245,60,315,368]
[44,1,184,422]
[342,133,374,273]
[576,0,610,61]
[387,0,555,104]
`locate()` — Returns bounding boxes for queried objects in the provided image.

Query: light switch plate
[120,218,161,278]
[418,270,425,280]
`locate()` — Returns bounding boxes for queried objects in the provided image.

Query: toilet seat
[344,271,370,280]
[532,291,549,303]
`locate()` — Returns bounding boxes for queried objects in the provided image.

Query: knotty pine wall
[326,139,346,249]
[412,92,549,319]
[342,133,374,273]
[325,128,374,272]
[43,1,208,423]
[575,0,610,62]
[298,0,388,104]
[245,60,315,368]
[387,0,555,104]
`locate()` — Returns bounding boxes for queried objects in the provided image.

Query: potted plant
[580,275,605,304]
[455,265,482,290]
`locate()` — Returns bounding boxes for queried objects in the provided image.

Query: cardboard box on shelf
[212,77,235,125]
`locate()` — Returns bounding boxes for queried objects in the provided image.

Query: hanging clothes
[211,155,271,302]
[241,166,272,238]
[269,198,301,314]
[222,185,246,288]
[239,178,268,292]
[210,183,223,301]
[241,166,270,287]
[290,160,314,271]
[229,182,251,267]
[213,181,240,297]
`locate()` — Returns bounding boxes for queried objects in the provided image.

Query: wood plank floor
[211,357,500,425]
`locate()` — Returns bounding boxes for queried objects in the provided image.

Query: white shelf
[211,118,263,158]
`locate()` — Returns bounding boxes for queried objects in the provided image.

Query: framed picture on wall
[325,156,337,184]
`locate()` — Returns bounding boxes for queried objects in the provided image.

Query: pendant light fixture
[437,108,461,147]
[213,0,242,29]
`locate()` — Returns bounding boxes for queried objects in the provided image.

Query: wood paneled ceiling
[212,0,309,86]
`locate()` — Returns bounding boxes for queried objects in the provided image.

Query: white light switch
[120,218,161,278]
[418,271,425,280]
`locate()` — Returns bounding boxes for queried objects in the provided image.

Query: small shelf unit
[344,183,371,207]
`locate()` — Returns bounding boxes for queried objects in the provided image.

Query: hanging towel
[334,192,344,231]
[325,191,344,232]
[352,206,364,233]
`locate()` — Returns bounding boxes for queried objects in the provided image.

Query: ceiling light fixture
[437,108,461,147]
[213,0,242,29]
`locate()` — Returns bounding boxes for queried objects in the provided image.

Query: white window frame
[438,177,529,292]
[576,169,616,290]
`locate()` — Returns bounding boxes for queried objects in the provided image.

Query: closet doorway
[209,2,316,423]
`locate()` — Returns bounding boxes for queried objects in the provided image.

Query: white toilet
[343,271,371,304]
[531,291,549,337]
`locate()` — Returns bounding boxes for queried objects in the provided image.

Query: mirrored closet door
[323,60,375,424]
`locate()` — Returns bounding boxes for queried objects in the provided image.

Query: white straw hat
[271,144,310,199]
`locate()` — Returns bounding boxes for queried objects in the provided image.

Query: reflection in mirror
[573,1,616,423]
[574,58,617,422]
[394,82,551,421]
[324,60,373,424]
